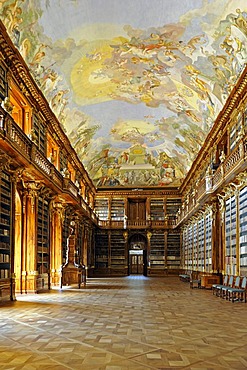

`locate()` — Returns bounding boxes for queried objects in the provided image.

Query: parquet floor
[0,276,247,369]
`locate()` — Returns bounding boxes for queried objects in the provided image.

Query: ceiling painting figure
[1,0,247,187]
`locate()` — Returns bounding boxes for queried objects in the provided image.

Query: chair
[227,276,247,303]
[220,275,235,299]
[224,276,241,300]
[212,275,228,296]
[190,272,201,289]
[179,274,190,282]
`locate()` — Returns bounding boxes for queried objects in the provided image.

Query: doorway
[128,233,147,276]
[129,251,143,274]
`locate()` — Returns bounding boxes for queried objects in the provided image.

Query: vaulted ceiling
[1,0,247,188]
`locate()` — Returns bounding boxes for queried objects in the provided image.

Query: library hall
[1,0,247,368]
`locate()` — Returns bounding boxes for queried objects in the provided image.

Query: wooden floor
[0,276,247,369]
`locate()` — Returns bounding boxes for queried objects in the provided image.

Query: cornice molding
[0,20,95,192]
[180,64,247,195]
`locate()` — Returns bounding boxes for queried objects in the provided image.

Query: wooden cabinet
[200,275,220,289]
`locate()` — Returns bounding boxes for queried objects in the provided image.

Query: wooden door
[130,254,143,274]
[128,199,146,220]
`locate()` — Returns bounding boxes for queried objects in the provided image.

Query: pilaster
[22,181,41,293]
[50,199,64,286]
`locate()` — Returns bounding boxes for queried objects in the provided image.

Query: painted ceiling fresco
[1,0,247,188]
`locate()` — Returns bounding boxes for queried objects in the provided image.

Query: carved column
[210,202,218,274]
[22,181,40,293]
[218,194,225,274]
[82,222,88,267]
[235,189,240,276]
[50,199,64,286]
[147,231,152,275]
[123,230,128,274]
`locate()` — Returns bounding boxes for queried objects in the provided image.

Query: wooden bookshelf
[36,197,49,291]
[0,170,11,301]
[166,198,181,221]
[150,199,164,220]
[62,209,70,265]
[150,231,165,269]
[193,222,198,270]
[95,198,109,220]
[239,186,247,273]
[95,230,109,270]
[110,231,126,272]
[198,217,205,271]
[225,195,237,275]
[33,114,47,155]
[205,213,212,272]
[167,231,180,271]
[111,198,125,221]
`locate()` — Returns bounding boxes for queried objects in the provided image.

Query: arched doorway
[128,234,147,276]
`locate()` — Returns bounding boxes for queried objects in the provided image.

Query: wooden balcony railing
[212,165,223,188]
[176,137,247,226]
[127,220,150,228]
[0,108,94,215]
[0,109,31,159]
[33,148,52,176]
[97,219,176,229]
[196,178,206,200]
[223,143,242,175]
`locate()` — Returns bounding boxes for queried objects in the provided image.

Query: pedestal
[61,234,86,288]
